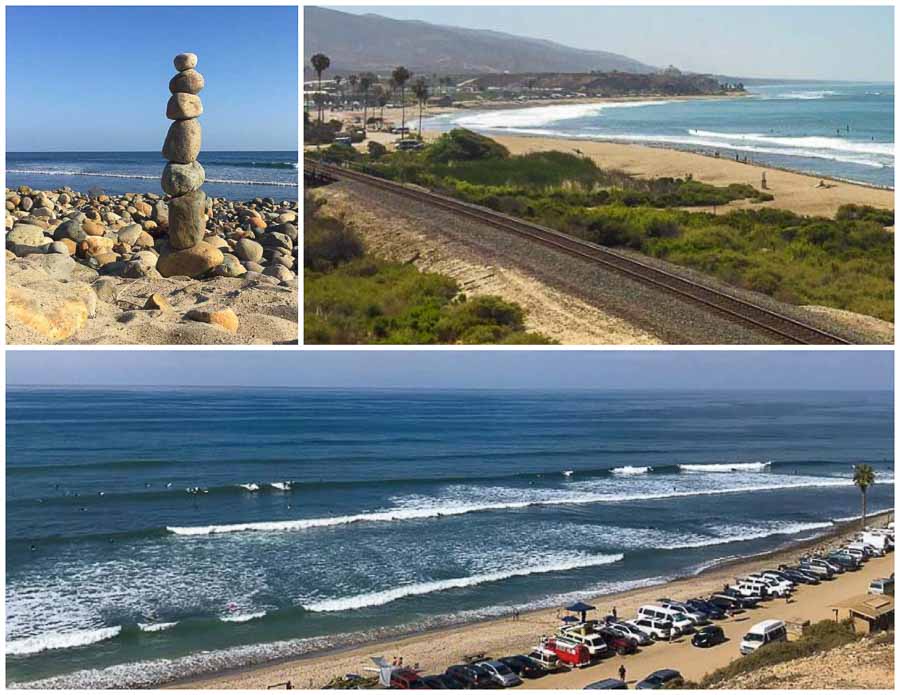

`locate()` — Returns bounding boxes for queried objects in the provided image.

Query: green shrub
[426,128,510,164]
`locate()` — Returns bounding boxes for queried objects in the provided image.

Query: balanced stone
[167,191,207,250]
[166,93,203,120]
[162,119,202,163]
[161,161,205,197]
[169,69,205,95]
[174,52,198,71]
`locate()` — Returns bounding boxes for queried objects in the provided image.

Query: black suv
[691,625,726,648]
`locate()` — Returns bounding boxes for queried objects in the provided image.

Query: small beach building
[832,595,894,634]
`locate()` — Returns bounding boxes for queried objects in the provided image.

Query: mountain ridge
[304,7,657,77]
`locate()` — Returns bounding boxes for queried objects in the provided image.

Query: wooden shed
[832,595,894,634]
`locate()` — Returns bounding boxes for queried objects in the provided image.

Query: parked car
[445,664,497,688]
[636,669,683,690]
[605,621,653,646]
[498,655,544,679]
[691,625,726,648]
[598,627,639,655]
[478,660,522,688]
[637,605,694,634]
[827,553,861,571]
[740,620,788,655]
[391,668,424,689]
[707,593,746,613]
[869,577,895,595]
[685,598,726,621]
[779,567,820,585]
[395,139,424,151]
[656,599,710,626]
[719,586,760,606]
[627,617,672,641]
[527,647,562,673]
[559,625,610,657]
[421,674,464,689]
[585,678,629,689]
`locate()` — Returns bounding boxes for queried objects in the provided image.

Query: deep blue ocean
[426,83,894,188]
[5,151,298,201]
[5,387,894,687]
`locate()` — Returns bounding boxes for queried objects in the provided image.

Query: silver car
[479,660,523,688]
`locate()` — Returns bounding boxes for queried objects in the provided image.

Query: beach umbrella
[566,601,596,622]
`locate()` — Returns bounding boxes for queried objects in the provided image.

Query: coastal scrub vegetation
[311,129,894,321]
[685,619,861,688]
[304,195,555,344]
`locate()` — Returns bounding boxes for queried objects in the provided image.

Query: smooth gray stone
[167,190,207,250]
[160,161,205,197]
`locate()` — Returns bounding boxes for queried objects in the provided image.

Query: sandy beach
[177,513,892,689]
[316,99,894,219]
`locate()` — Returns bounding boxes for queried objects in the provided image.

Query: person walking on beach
[513,608,520,622]
[761,172,768,189]
[619,665,627,683]
[611,606,618,620]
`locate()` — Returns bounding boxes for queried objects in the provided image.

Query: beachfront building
[831,595,895,635]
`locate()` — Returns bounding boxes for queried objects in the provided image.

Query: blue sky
[6,6,298,151]
[6,351,893,391]
[331,5,893,82]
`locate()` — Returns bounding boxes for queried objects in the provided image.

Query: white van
[626,617,671,641]
[559,626,609,657]
[740,620,788,655]
[637,605,694,634]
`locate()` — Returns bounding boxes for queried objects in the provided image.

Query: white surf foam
[687,130,894,157]
[138,621,178,633]
[678,461,772,473]
[166,476,859,536]
[270,482,292,491]
[239,483,260,492]
[453,100,673,130]
[220,611,266,623]
[611,466,652,475]
[6,626,122,656]
[302,553,624,612]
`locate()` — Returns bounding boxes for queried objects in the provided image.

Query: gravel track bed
[335,180,822,345]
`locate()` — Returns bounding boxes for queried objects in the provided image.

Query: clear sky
[330,5,894,82]
[6,6,298,151]
[6,350,893,391]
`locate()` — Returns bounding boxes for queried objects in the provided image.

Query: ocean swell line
[5,169,297,187]
[6,626,122,656]
[165,477,868,537]
[302,553,624,612]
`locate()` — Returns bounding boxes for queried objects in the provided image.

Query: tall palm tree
[377,89,389,126]
[310,53,330,123]
[853,464,876,529]
[348,74,359,104]
[391,66,412,140]
[412,78,429,140]
[359,73,375,137]
[333,75,343,106]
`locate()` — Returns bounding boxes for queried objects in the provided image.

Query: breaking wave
[6,626,122,656]
[678,461,772,473]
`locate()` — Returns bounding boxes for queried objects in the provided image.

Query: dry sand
[177,515,893,689]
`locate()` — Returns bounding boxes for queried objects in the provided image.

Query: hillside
[304,6,655,76]
[711,633,893,689]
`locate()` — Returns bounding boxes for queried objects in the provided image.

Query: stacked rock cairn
[158,52,222,278]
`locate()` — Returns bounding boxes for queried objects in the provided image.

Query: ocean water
[425,83,895,189]
[5,151,298,201]
[6,387,894,688]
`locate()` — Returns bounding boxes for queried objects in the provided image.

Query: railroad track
[305,159,853,345]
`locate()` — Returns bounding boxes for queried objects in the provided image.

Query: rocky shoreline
[6,186,298,344]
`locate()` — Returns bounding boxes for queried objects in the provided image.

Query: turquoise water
[6,387,894,687]
[425,83,894,188]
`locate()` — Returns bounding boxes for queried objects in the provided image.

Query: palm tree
[853,464,876,529]
[359,73,375,138]
[377,89,389,126]
[310,53,330,123]
[412,78,429,140]
[348,74,359,105]
[333,75,343,106]
[392,66,412,140]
